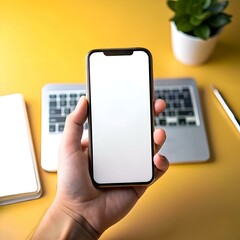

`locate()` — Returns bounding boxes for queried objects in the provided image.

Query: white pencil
[211,84,240,133]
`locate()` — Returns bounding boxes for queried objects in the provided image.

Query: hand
[56,97,169,235]
[32,97,169,240]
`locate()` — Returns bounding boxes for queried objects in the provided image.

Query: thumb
[60,96,88,154]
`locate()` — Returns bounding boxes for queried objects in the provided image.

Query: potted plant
[167,0,232,65]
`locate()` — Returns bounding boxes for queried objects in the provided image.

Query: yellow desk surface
[0,1,240,239]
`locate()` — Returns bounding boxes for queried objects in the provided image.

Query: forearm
[32,201,100,240]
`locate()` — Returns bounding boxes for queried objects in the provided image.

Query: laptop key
[49,116,66,123]
[58,124,65,132]
[159,119,167,126]
[64,108,71,115]
[60,100,67,107]
[49,125,56,132]
[49,101,57,107]
[188,121,196,125]
[179,118,187,125]
[178,110,194,116]
[49,108,61,115]
[49,94,57,99]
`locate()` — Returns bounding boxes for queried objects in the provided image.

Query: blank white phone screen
[88,50,153,185]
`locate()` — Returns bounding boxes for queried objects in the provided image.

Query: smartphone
[87,48,154,187]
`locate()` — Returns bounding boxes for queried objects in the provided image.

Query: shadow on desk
[208,41,240,66]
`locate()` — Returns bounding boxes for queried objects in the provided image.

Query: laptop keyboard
[48,90,87,133]
[154,85,198,127]
[48,86,198,133]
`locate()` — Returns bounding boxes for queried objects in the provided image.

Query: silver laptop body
[41,78,209,171]
[154,78,209,164]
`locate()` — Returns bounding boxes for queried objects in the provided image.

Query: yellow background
[0,0,240,239]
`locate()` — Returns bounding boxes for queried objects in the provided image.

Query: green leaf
[208,13,232,28]
[193,24,211,40]
[203,0,212,9]
[176,0,189,14]
[167,0,177,12]
[208,1,229,14]
[167,0,232,38]
[190,16,203,26]
[174,15,195,32]
[187,1,203,15]
[195,12,211,21]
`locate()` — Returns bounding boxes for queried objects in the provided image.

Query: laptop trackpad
[159,127,209,164]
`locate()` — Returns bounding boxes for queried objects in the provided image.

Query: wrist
[32,200,100,240]
[56,200,100,240]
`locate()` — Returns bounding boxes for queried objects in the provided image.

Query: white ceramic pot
[170,22,220,66]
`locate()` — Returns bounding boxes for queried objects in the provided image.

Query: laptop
[41,84,87,172]
[154,78,210,163]
[41,78,210,172]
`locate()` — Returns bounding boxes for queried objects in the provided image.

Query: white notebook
[0,94,42,205]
